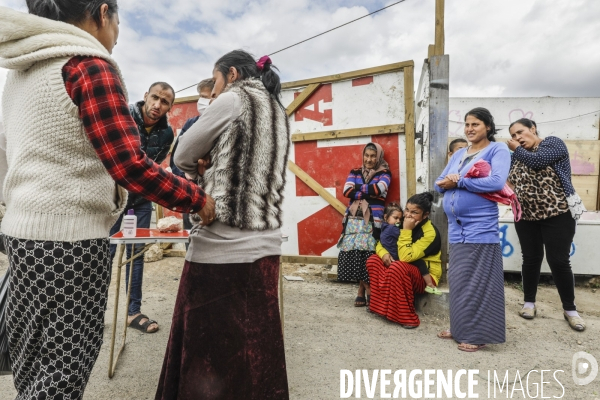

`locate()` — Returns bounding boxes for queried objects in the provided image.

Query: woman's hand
[197,156,212,176]
[198,194,216,226]
[403,215,420,230]
[382,253,394,267]
[507,139,520,151]
[435,176,458,190]
[445,174,460,183]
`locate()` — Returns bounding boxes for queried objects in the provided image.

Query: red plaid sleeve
[62,56,206,213]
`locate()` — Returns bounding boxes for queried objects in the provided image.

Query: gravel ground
[0,257,598,399]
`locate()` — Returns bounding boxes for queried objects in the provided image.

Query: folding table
[107,228,189,378]
[107,229,288,378]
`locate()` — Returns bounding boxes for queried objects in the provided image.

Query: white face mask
[197,97,211,115]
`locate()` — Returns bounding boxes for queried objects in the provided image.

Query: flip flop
[458,343,486,352]
[354,296,366,307]
[128,314,159,334]
[425,286,443,295]
[437,329,453,339]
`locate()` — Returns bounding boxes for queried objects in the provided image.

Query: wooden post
[404,65,417,198]
[433,0,445,57]
[287,160,347,215]
[428,55,450,273]
[285,83,321,117]
[428,44,435,59]
[155,204,164,222]
[597,123,600,210]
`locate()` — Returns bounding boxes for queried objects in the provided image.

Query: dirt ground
[0,255,599,399]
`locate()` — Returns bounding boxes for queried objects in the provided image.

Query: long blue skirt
[448,243,506,344]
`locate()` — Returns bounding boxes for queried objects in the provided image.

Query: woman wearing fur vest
[154,50,291,400]
[0,1,215,398]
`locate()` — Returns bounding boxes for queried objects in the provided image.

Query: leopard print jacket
[509,158,569,221]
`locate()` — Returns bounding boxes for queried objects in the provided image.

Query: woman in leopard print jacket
[508,118,585,332]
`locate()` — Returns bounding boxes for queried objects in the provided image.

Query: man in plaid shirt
[63,56,215,333]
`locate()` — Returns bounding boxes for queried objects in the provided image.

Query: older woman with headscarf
[337,143,391,307]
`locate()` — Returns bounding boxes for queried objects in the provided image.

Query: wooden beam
[573,175,598,211]
[174,94,199,105]
[287,160,347,215]
[403,65,417,198]
[428,44,435,59]
[155,204,164,221]
[281,255,338,265]
[597,122,600,210]
[285,83,321,116]
[433,0,445,56]
[173,61,415,103]
[291,124,405,143]
[281,60,415,89]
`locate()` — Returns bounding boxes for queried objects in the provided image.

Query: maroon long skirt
[155,256,289,400]
[366,255,427,327]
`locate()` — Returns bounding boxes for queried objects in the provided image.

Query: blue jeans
[109,201,153,316]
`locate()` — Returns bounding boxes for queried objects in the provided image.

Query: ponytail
[406,192,434,214]
[214,50,282,98]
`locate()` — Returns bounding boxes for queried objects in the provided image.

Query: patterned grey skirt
[4,236,110,400]
[448,243,506,345]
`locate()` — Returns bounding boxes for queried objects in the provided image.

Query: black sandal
[128,314,159,333]
[354,296,366,307]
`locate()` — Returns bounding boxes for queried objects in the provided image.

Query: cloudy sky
[1,0,599,114]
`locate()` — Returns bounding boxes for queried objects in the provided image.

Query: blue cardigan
[435,141,511,244]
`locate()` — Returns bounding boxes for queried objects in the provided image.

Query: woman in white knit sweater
[0,2,215,399]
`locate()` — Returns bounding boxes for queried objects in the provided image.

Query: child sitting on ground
[379,202,441,295]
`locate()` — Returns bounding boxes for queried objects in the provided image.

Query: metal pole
[428,55,450,276]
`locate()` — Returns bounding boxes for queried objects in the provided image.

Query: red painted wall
[294,135,401,255]
[160,101,200,218]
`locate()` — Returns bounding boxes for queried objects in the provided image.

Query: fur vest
[202,79,290,231]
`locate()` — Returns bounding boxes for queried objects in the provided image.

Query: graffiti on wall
[499,224,576,259]
[499,224,514,257]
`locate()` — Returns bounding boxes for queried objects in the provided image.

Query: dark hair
[197,78,215,94]
[449,138,468,153]
[214,50,282,97]
[464,107,498,142]
[384,203,403,219]
[406,192,434,214]
[148,82,175,100]
[27,0,118,25]
[509,118,539,135]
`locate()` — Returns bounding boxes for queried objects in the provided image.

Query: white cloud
[1,0,599,117]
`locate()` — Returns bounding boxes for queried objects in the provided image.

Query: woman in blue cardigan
[435,107,511,352]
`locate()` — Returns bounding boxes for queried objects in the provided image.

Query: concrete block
[414,291,450,319]
[324,264,338,281]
